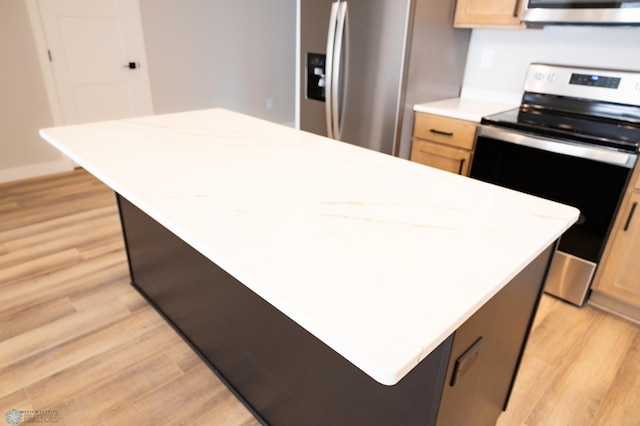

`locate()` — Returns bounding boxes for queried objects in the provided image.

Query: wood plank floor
[1,168,639,425]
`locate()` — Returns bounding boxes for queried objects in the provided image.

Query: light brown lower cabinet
[411,140,473,176]
[410,112,477,176]
[591,170,640,322]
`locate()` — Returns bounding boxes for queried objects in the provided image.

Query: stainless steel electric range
[470,63,640,306]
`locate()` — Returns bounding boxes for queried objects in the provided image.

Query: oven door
[470,125,636,306]
[523,1,640,25]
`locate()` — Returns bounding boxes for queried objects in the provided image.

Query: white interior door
[36,0,153,125]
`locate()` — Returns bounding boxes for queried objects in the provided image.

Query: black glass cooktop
[481,92,640,154]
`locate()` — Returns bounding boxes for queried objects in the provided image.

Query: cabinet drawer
[413,113,477,150]
[411,139,473,176]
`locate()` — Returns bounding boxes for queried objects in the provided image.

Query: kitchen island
[40,109,578,425]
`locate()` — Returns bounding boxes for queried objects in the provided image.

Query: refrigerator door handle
[332,1,348,140]
[325,1,340,139]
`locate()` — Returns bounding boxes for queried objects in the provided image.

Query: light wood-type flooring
[1,168,639,426]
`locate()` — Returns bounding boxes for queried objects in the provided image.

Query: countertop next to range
[39,108,578,386]
[414,92,520,122]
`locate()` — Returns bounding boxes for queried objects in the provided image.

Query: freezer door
[298,0,412,155]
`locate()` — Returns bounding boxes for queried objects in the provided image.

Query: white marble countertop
[40,108,578,386]
[413,97,518,122]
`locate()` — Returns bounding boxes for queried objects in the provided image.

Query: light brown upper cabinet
[454,0,525,28]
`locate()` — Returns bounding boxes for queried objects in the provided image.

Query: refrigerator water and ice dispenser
[306,53,326,102]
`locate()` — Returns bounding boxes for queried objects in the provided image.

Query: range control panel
[524,63,640,106]
[569,73,621,89]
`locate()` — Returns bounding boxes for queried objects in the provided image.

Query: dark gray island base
[117,194,555,426]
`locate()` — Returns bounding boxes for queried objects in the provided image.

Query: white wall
[139,0,296,125]
[463,25,640,98]
[0,1,71,183]
[1,0,296,183]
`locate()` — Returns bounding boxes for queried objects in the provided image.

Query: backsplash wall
[463,26,640,97]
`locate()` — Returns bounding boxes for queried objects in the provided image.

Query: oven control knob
[548,73,557,82]
[535,72,545,81]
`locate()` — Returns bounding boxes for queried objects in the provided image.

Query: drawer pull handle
[430,129,453,137]
[623,202,637,232]
[451,336,483,386]
[513,0,521,17]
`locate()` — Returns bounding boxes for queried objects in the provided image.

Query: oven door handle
[477,125,637,169]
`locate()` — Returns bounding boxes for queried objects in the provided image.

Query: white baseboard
[0,158,74,184]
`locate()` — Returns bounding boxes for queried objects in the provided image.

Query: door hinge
[47,50,52,62]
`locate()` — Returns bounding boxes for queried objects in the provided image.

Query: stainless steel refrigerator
[296,0,471,159]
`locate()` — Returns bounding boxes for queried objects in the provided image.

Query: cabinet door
[594,192,640,307]
[411,139,473,176]
[454,0,524,27]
